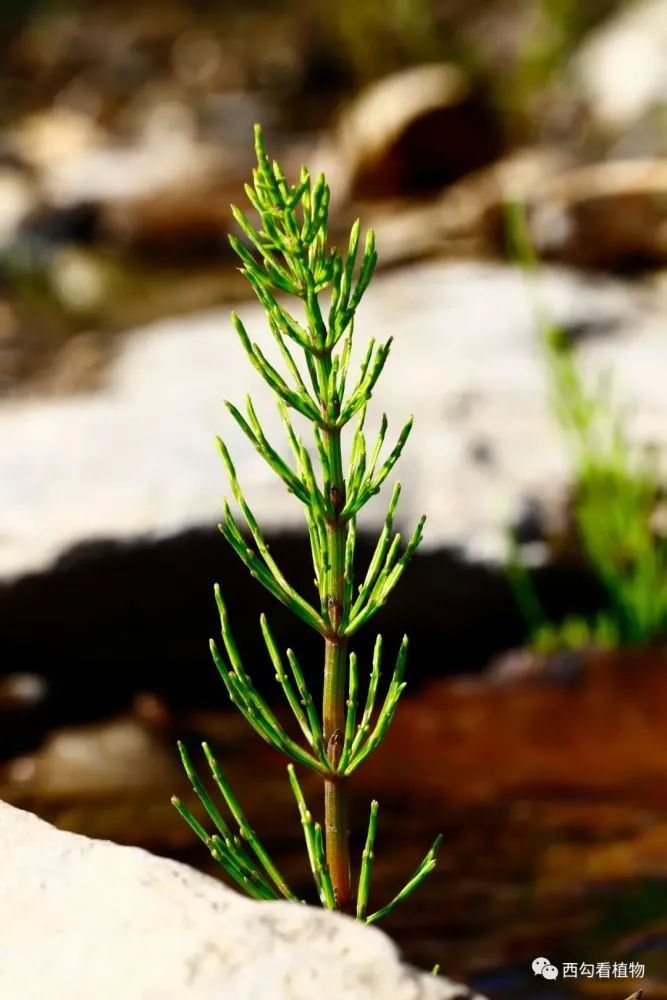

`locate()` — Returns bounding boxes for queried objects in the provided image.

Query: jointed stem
[323,640,350,908]
[322,428,352,911]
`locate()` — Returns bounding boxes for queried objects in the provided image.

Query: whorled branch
[172,124,440,923]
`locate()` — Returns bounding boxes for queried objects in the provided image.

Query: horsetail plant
[172,126,441,922]
[505,200,667,650]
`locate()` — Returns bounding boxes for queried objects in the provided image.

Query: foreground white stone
[0,800,480,1000]
[0,261,664,577]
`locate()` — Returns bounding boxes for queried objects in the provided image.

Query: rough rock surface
[0,260,665,579]
[0,800,478,1000]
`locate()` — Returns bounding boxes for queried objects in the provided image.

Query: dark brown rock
[101,184,236,263]
[364,147,573,266]
[334,64,500,200]
[524,159,667,270]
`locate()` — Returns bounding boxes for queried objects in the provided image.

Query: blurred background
[1,1,667,996]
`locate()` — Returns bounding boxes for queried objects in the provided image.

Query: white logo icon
[532,957,560,980]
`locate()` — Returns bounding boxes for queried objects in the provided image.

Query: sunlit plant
[171,126,440,921]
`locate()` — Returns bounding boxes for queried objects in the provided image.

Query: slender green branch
[218,500,325,634]
[174,741,297,901]
[203,743,298,901]
[345,519,426,637]
[347,484,401,624]
[345,637,409,774]
[288,765,336,909]
[260,614,323,758]
[356,800,379,920]
[338,652,359,774]
[211,589,325,771]
[366,835,443,925]
[224,399,308,504]
[209,638,324,772]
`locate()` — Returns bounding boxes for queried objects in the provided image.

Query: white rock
[0,261,663,578]
[43,134,226,207]
[0,800,478,1000]
[8,106,231,208]
[575,0,667,132]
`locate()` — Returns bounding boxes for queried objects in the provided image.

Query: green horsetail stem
[173,124,441,933]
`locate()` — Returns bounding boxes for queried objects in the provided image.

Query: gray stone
[0,800,479,1000]
[0,261,664,579]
